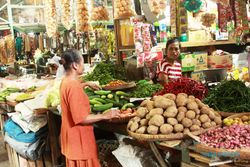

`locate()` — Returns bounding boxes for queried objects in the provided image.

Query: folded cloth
[14,102,33,122]
[4,133,46,161]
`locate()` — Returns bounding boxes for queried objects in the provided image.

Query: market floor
[0,132,10,167]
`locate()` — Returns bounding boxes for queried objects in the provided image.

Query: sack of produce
[114,0,135,19]
[61,0,73,30]
[91,0,109,21]
[76,0,91,33]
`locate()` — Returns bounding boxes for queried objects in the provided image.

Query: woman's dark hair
[61,49,81,71]
[166,37,181,50]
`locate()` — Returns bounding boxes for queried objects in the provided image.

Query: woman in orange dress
[60,49,120,167]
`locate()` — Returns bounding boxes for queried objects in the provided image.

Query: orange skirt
[66,158,101,167]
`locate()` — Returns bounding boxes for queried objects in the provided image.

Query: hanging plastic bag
[76,0,91,33]
[91,0,109,21]
[114,0,135,19]
[61,0,73,30]
[45,0,57,38]
[148,0,167,17]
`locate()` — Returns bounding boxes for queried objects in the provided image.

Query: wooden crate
[5,143,52,167]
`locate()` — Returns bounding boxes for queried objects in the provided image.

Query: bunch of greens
[83,62,127,85]
[131,80,163,98]
[203,80,250,113]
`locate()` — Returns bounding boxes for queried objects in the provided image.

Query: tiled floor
[0,133,10,167]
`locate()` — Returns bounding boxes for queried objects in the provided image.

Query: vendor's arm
[81,81,101,90]
[158,72,169,85]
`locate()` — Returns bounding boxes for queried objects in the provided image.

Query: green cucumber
[94,90,111,95]
[121,103,135,110]
[107,94,113,99]
[105,99,122,107]
[115,91,130,97]
[93,98,107,104]
[101,95,106,99]
[93,103,113,112]
[88,95,101,100]
[89,99,102,105]
[114,94,119,103]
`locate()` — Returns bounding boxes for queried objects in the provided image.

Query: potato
[195,98,205,109]
[148,108,164,117]
[154,96,175,109]
[130,122,139,132]
[132,116,141,123]
[176,94,188,107]
[146,114,151,120]
[186,110,196,119]
[183,128,190,134]
[182,118,193,128]
[214,117,222,125]
[163,106,178,118]
[192,119,201,126]
[187,101,199,110]
[163,93,176,101]
[178,93,188,97]
[147,125,159,135]
[146,101,155,111]
[194,109,200,115]
[202,122,212,129]
[127,120,134,129]
[136,107,149,118]
[242,116,249,122]
[160,124,173,134]
[140,99,149,107]
[190,125,200,131]
[136,126,147,134]
[211,121,216,127]
[177,112,185,122]
[199,114,209,123]
[174,124,184,132]
[178,106,187,113]
[188,95,196,101]
[201,107,211,115]
[208,111,215,120]
[167,118,178,126]
[195,115,200,119]
[148,115,165,127]
[140,119,148,126]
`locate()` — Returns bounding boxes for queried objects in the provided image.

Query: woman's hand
[81,82,101,90]
[102,109,121,120]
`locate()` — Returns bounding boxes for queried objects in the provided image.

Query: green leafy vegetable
[131,81,163,98]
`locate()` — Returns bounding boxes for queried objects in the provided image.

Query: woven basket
[225,113,250,120]
[190,125,221,136]
[103,82,136,91]
[127,128,184,141]
[195,143,250,160]
[108,114,136,123]
[218,111,249,118]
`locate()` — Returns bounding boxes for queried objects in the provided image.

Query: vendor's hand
[102,109,121,120]
[86,82,101,90]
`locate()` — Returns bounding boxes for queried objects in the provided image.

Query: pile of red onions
[154,77,208,100]
[200,125,250,149]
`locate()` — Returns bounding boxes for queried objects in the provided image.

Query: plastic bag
[76,0,91,33]
[91,0,109,21]
[114,0,135,19]
[61,0,73,30]
[148,0,167,17]
[45,0,57,38]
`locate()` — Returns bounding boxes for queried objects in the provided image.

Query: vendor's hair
[166,37,181,50]
[61,49,81,71]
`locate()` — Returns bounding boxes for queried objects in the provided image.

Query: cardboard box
[181,53,195,72]
[194,52,208,71]
[208,55,232,69]
[188,30,208,42]
[191,71,205,81]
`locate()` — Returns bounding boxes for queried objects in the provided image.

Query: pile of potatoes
[114,0,135,19]
[127,93,222,135]
[76,0,91,33]
[46,0,57,38]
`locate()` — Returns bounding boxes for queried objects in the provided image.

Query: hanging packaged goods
[76,0,91,33]
[148,0,167,17]
[45,0,57,38]
[5,35,16,64]
[91,0,109,21]
[114,0,135,19]
[61,0,73,30]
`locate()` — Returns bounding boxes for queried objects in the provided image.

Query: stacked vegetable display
[0,88,20,102]
[127,93,222,136]
[204,80,250,113]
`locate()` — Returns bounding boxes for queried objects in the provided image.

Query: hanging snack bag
[148,0,167,17]
[76,0,91,33]
[45,0,57,38]
[61,0,73,30]
[114,0,135,19]
[91,0,109,21]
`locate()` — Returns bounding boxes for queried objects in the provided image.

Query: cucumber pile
[84,88,134,113]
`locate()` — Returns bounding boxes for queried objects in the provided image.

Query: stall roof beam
[0,3,7,12]
[0,17,8,23]
[10,5,45,9]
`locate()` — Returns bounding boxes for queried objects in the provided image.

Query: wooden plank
[27,159,36,167]
[6,144,14,167]
[18,155,29,167]
[11,147,20,167]
[189,152,210,164]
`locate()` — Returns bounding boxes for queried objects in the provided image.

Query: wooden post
[149,141,169,167]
